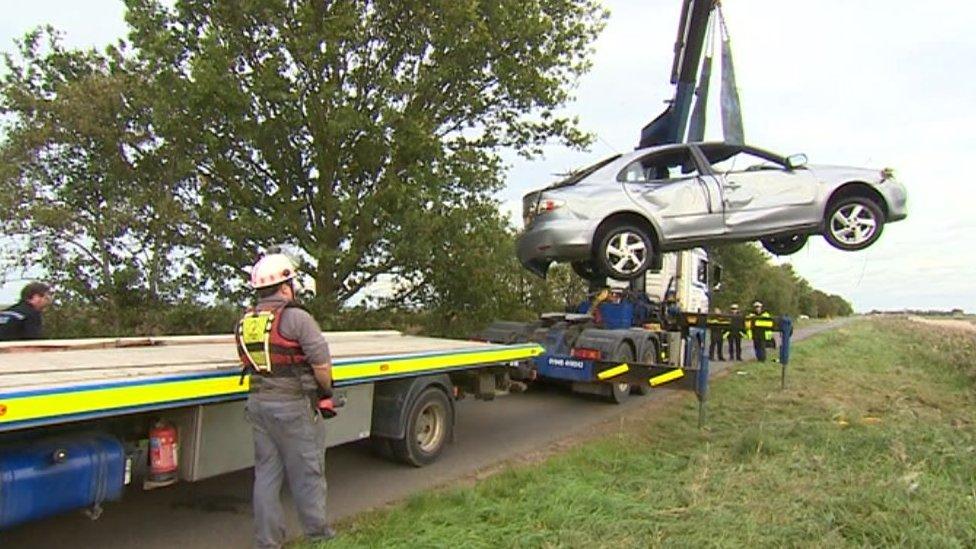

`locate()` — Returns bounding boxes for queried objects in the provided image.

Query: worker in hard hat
[747,300,774,362]
[727,303,744,361]
[236,253,335,548]
[708,307,725,361]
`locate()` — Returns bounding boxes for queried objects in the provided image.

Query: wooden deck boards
[0,331,493,392]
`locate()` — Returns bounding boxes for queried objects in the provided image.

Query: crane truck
[0,0,793,534]
[481,0,793,402]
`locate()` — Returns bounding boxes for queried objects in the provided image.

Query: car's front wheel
[595,223,654,281]
[761,233,808,256]
[823,196,885,251]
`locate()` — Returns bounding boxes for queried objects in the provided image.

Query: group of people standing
[708,301,776,363]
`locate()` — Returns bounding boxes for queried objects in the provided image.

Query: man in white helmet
[235,253,335,548]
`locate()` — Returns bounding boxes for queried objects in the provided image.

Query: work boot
[308,527,336,544]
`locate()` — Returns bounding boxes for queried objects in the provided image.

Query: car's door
[619,145,724,242]
[697,144,820,234]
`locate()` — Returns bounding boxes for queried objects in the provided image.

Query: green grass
[312,319,976,548]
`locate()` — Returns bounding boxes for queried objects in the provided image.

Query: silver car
[517,142,908,280]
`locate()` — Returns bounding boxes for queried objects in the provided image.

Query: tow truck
[482,0,793,407]
[0,333,541,529]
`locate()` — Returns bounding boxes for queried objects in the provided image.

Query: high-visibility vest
[746,311,774,340]
[236,303,308,376]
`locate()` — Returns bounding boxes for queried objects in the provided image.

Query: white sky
[2,0,974,312]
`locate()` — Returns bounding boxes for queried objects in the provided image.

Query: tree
[124,0,607,315]
[0,28,197,319]
[709,243,852,317]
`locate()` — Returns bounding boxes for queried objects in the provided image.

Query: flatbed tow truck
[0,332,541,528]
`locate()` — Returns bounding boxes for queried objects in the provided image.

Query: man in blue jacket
[0,282,53,341]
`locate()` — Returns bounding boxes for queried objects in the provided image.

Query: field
[310,318,976,548]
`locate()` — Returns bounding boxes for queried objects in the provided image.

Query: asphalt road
[1,319,849,549]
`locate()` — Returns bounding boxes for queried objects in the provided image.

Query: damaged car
[517,142,908,280]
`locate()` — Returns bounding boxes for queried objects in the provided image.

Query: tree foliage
[711,243,853,317]
[123,0,606,315]
[0,28,198,319]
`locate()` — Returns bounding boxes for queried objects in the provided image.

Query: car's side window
[618,148,701,183]
[708,150,784,174]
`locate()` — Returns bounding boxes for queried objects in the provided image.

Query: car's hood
[806,164,883,184]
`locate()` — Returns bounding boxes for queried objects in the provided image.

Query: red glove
[317,397,337,418]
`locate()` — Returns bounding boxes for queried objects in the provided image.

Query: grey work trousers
[246,395,329,549]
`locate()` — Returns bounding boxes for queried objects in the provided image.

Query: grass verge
[312,318,976,548]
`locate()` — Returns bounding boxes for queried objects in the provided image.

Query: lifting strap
[718,5,745,144]
[688,9,716,142]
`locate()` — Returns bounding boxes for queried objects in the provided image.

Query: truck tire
[606,342,635,404]
[391,387,454,467]
[632,340,659,396]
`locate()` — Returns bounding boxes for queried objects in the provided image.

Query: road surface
[0,319,849,548]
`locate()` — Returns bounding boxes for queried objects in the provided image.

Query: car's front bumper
[516,218,594,278]
[880,179,909,222]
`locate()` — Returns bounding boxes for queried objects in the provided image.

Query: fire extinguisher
[149,420,178,484]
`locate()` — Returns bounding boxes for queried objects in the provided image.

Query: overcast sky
[2,0,974,312]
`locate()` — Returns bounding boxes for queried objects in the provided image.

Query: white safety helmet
[753,301,763,308]
[250,253,298,289]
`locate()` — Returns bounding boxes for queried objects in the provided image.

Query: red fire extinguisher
[149,420,178,484]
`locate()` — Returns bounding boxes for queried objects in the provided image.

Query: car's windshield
[546,154,622,189]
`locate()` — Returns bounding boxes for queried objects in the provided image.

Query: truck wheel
[606,343,635,404]
[632,341,659,396]
[391,387,453,467]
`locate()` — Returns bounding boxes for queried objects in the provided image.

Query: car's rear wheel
[823,196,885,251]
[761,233,808,256]
[595,223,654,281]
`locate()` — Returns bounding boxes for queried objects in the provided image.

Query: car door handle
[725,182,741,190]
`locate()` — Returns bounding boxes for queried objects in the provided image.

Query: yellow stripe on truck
[334,346,543,382]
[0,344,544,429]
[0,375,250,426]
[597,363,630,380]
[649,368,685,386]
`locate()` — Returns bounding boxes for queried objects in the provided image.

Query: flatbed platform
[0,332,542,432]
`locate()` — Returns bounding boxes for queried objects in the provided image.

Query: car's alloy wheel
[596,224,653,280]
[823,197,884,251]
[761,233,808,256]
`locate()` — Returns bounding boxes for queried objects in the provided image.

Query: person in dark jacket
[708,307,725,361]
[0,282,53,341]
[727,303,744,361]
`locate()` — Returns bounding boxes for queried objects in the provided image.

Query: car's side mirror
[786,153,808,170]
